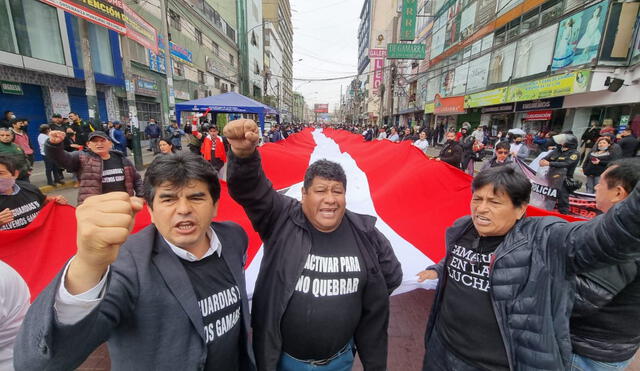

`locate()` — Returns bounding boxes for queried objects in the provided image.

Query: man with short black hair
[0,111,14,128]
[570,158,640,370]
[0,128,30,181]
[438,131,463,169]
[417,164,640,371]
[144,118,161,154]
[200,125,226,172]
[225,119,402,371]
[15,152,256,370]
[68,112,94,146]
[618,127,639,158]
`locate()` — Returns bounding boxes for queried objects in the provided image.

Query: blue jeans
[569,353,632,371]
[277,341,354,371]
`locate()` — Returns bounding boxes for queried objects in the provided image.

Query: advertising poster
[40,0,126,33]
[513,25,557,79]
[431,25,447,58]
[507,70,590,102]
[466,53,490,92]
[452,62,469,96]
[460,2,477,39]
[488,43,516,84]
[123,4,158,54]
[475,0,497,30]
[551,1,608,70]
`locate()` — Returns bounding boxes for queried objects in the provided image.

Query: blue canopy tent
[174,91,279,133]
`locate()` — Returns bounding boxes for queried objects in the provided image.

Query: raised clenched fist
[48,130,66,145]
[223,118,260,158]
[66,192,144,294]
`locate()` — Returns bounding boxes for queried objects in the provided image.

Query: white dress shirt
[55,227,222,325]
[0,261,30,371]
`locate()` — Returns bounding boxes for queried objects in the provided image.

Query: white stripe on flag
[245,129,437,300]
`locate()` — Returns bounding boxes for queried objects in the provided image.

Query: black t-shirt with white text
[180,253,242,370]
[101,155,127,194]
[280,218,367,360]
[0,181,46,230]
[437,226,509,371]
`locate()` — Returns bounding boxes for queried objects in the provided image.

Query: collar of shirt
[8,182,21,196]
[162,226,222,261]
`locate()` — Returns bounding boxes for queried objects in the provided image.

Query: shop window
[5,0,65,64]
[169,9,181,31]
[494,26,506,47]
[195,28,203,45]
[521,9,539,34]
[72,16,115,76]
[506,18,521,40]
[540,0,563,25]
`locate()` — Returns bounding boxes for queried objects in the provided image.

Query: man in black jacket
[438,131,463,169]
[540,134,580,214]
[618,128,639,158]
[225,119,402,371]
[417,165,640,371]
[570,158,640,370]
[14,153,256,370]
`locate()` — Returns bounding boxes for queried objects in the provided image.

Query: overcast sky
[291,0,362,112]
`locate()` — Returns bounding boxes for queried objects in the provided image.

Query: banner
[123,4,158,54]
[314,104,329,113]
[506,70,590,102]
[40,0,126,34]
[372,58,385,94]
[401,0,419,41]
[524,110,553,121]
[434,94,465,114]
[551,1,608,70]
[3,129,584,301]
[464,87,507,108]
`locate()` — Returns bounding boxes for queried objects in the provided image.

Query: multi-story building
[292,92,305,123]
[390,0,640,140]
[263,0,293,122]
[246,0,265,98]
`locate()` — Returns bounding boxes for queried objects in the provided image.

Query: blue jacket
[112,128,127,151]
[144,123,161,138]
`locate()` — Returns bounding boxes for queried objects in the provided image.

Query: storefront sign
[314,104,329,113]
[372,58,384,94]
[479,103,514,114]
[368,49,387,58]
[524,110,553,121]
[170,42,193,64]
[506,70,590,102]
[424,102,435,114]
[464,87,507,108]
[400,0,418,41]
[40,0,126,34]
[1,81,22,95]
[175,90,190,100]
[123,4,158,54]
[49,87,70,113]
[135,77,159,97]
[434,94,465,114]
[515,97,565,112]
[387,43,426,59]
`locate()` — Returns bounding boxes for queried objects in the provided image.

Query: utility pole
[121,36,144,170]
[237,0,249,96]
[78,19,99,123]
[159,0,176,121]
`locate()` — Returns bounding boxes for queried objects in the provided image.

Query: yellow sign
[464,87,508,108]
[424,102,435,113]
[506,70,591,102]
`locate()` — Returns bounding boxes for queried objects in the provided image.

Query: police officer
[540,134,580,214]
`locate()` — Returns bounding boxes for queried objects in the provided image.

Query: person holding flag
[225,118,402,371]
[417,164,640,370]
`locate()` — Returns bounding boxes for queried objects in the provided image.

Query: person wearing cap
[45,130,142,204]
[49,114,67,132]
[539,133,580,214]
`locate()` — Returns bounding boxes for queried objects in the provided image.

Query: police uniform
[544,148,579,214]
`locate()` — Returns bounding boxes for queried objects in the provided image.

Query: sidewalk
[32,139,158,194]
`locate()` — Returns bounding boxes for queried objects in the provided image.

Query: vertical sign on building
[400,0,418,41]
[369,49,387,95]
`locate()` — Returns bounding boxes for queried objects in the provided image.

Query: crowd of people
[0,116,639,371]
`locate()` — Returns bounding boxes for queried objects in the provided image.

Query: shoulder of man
[344,209,378,232]
[15,180,44,197]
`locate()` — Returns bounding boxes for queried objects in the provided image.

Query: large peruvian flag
[1,128,578,300]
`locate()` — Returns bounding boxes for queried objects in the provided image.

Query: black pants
[43,155,62,184]
[423,326,484,371]
[557,182,570,214]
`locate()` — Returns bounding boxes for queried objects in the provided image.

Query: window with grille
[214,77,220,88]
[198,70,205,84]
[169,9,181,31]
[229,53,234,66]
[195,29,203,45]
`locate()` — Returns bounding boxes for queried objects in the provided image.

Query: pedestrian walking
[144,118,161,154]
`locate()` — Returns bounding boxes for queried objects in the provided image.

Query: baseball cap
[52,113,62,118]
[88,131,111,141]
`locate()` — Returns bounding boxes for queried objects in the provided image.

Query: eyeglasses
[496,150,509,154]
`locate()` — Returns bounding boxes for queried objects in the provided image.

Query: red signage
[368,48,387,58]
[434,94,465,114]
[524,110,553,121]
[372,58,385,94]
[314,104,329,113]
[124,4,158,54]
[40,0,126,34]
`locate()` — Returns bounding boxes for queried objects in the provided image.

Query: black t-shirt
[0,181,46,230]
[280,218,367,360]
[437,226,509,371]
[180,252,243,371]
[101,155,127,194]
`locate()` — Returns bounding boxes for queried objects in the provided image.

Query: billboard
[123,4,158,54]
[401,0,419,41]
[40,0,126,33]
[314,104,329,113]
[551,1,608,70]
[387,43,427,59]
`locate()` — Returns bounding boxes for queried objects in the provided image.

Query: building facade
[263,0,293,122]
